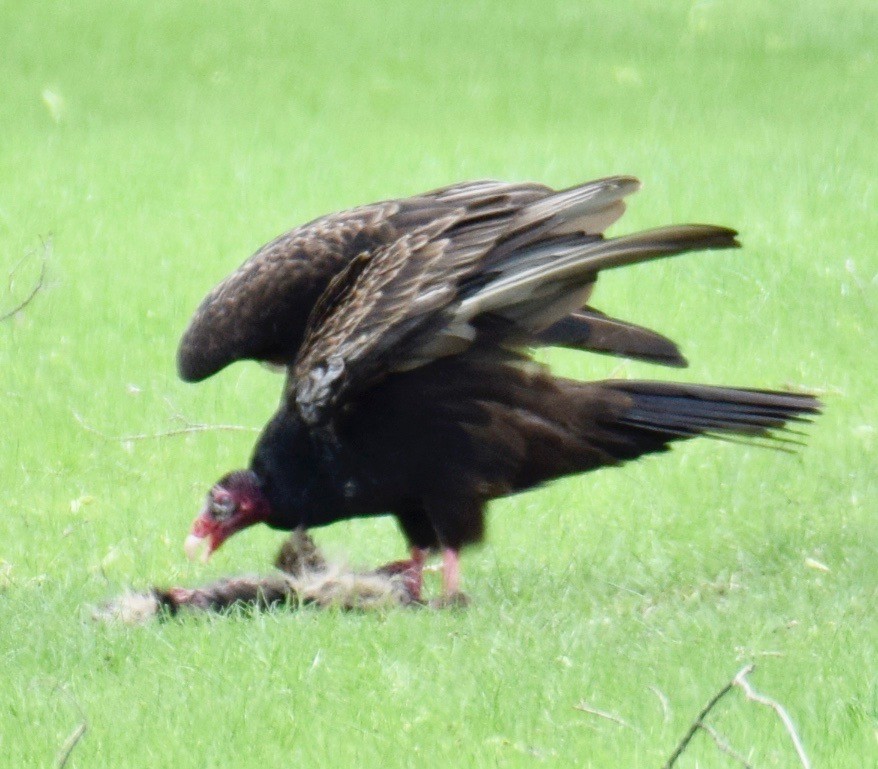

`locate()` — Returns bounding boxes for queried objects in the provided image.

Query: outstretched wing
[176,181,552,382]
[178,176,729,403]
[290,177,736,427]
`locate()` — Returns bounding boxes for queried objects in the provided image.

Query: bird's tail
[391,355,820,494]
[576,380,821,463]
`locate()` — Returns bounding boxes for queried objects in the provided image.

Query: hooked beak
[184,532,212,563]
[184,509,227,563]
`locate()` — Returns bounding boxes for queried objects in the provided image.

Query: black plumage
[179,177,820,601]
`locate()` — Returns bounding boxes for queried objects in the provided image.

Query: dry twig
[662,665,748,769]
[734,667,811,769]
[1,241,48,321]
[662,664,811,769]
[573,702,638,731]
[53,683,88,769]
[56,721,87,769]
[700,722,753,768]
[648,685,672,724]
[73,410,259,442]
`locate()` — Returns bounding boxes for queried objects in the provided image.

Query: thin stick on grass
[700,723,754,768]
[56,720,87,769]
[662,664,749,769]
[662,664,811,769]
[573,701,637,731]
[73,410,259,441]
[648,685,672,724]
[53,683,87,769]
[734,666,811,769]
[1,241,48,321]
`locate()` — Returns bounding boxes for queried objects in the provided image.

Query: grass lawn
[1,1,875,766]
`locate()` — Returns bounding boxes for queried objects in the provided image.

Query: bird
[178,176,820,603]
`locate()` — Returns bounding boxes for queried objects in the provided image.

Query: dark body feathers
[250,355,817,552]
[179,177,819,579]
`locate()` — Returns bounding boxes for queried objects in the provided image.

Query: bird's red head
[185,470,270,562]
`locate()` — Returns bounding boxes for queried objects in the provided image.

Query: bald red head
[185,470,270,561]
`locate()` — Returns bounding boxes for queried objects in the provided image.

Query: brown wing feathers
[535,309,687,367]
[176,203,402,381]
[292,215,466,424]
[285,180,743,425]
[177,177,705,386]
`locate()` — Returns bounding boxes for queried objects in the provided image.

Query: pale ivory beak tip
[184,534,210,563]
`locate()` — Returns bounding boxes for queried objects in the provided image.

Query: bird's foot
[429,591,471,610]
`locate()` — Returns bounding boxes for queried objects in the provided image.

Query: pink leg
[442,548,460,596]
[432,548,469,607]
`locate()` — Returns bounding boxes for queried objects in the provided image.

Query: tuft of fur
[274,528,329,576]
[93,532,418,624]
[92,591,163,625]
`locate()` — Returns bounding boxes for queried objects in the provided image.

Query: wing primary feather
[457,224,739,324]
[536,309,687,367]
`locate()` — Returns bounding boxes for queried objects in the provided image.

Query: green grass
[1,1,876,766]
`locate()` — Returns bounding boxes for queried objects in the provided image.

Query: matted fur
[94,531,418,624]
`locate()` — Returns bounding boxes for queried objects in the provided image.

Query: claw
[430,591,471,610]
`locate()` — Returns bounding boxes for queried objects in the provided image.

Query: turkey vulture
[179,177,819,602]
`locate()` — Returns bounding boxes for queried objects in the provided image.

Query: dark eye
[210,496,235,521]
